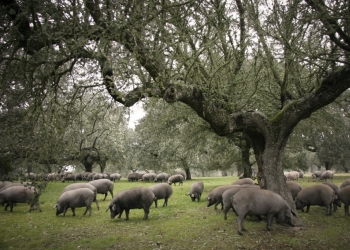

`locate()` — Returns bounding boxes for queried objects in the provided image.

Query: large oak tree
[1,0,350,226]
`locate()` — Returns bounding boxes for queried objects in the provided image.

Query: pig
[0,181,13,190]
[62,173,76,183]
[337,186,350,216]
[320,170,334,182]
[311,171,323,179]
[54,188,94,216]
[322,182,341,211]
[295,184,335,215]
[127,172,139,181]
[148,183,173,207]
[109,173,121,182]
[232,178,255,185]
[207,185,237,210]
[175,171,186,180]
[298,171,304,179]
[154,172,169,183]
[286,181,302,201]
[0,185,41,212]
[62,183,100,210]
[0,182,26,192]
[284,171,299,181]
[167,174,184,186]
[88,179,114,200]
[142,173,157,182]
[106,187,155,220]
[340,179,350,189]
[222,185,260,220]
[92,173,104,180]
[231,188,295,235]
[187,181,204,202]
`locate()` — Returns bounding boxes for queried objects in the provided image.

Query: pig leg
[344,204,349,216]
[9,202,14,212]
[117,209,124,218]
[143,207,150,220]
[94,199,100,210]
[266,214,274,231]
[237,215,247,235]
[305,205,310,213]
[326,204,332,216]
[71,207,76,216]
[62,207,68,216]
[83,205,92,216]
[125,209,130,220]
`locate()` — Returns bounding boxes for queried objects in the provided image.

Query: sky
[127,102,146,129]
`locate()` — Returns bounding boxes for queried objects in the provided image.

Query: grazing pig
[106,187,155,220]
[89,179,114,200]
[0,182,26,192]
[231,188,295,235]
[187,181,204,202]
[207,185,237,210]
[0,185,41,212]
[62,183,100,210]
[167,174,184,186]
[62,173,76,183]
[320,170,334,182]
[109,173,121,182]
[222,185,260,220]
[142,173,157,182]
[154,172,169,183]
[322,182,341,211]
[54,188,94,216]
[337,186,350,216]
[0,181,13,190]
[284,171,299,181]
[340,179,350,189]
[149,183,173,207]
[298,171,304,179]
[295,184,335,215]
[127,172,139,181]
[175,171,187,180]
[232,178,255,185]
[286,181,302,201]
[311,171,323,180]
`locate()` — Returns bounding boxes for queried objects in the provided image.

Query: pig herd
[1,174,350,235]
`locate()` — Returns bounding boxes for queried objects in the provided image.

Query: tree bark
[240,136,253,179]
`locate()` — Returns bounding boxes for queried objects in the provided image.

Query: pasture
[1,174,350,250]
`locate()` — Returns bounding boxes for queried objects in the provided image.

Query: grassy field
[1,174,350,250]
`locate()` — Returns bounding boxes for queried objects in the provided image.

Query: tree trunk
[240,136,252,178]
[185,167,191,180]
[248,131,304,227]
[341,160,348,173]
[84,163,93,173]
[324,161,331,171]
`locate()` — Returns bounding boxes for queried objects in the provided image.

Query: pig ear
[112,204,117,211]
[52,204,57,210]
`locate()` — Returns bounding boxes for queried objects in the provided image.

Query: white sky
[127,102,146,129]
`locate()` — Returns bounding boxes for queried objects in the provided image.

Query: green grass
[1,175,350,250]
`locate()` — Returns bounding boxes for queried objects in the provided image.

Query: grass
[1,175,350,250]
